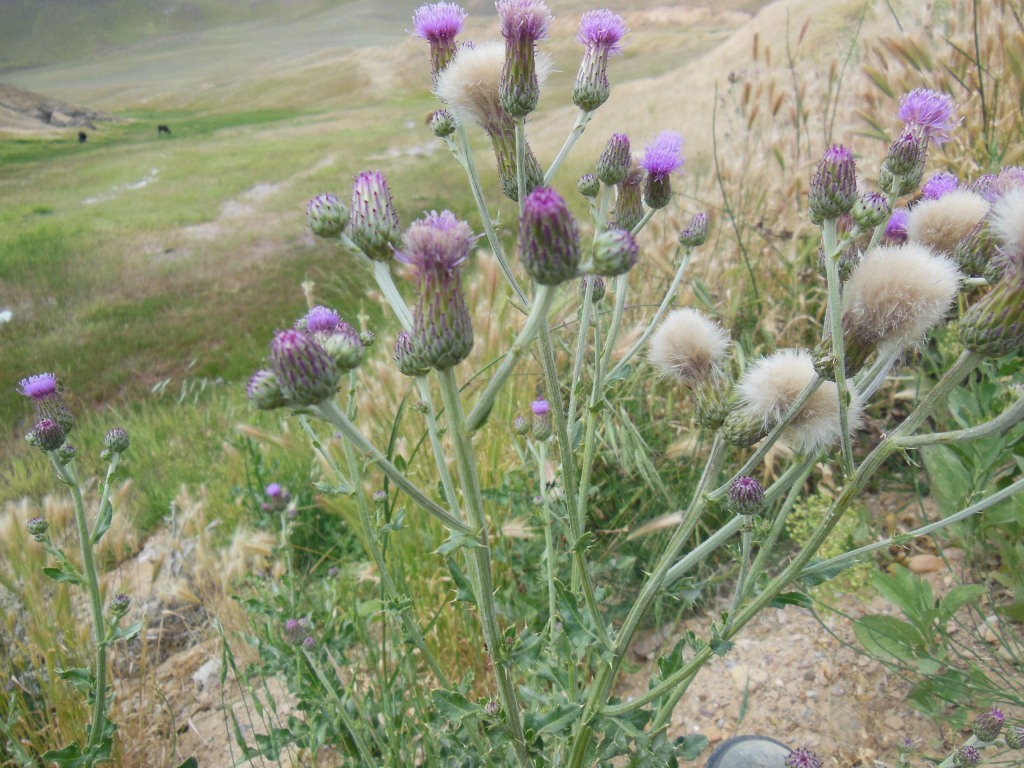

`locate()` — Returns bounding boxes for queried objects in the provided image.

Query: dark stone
[705,735,791,768]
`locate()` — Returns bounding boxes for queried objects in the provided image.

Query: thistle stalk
[822,217,856,474]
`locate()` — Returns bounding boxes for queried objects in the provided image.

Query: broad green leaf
[431,689,478,724]
[42,565,85,586]
[55,667,94,692]
[921,444,972,516]
[678,733,710,761]
[853,615,924,661]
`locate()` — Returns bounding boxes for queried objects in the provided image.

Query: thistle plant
[241,3,1024,765]
[11,374,144,767]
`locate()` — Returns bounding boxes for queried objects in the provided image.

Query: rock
[730,664,768,693]
[907,554,944,573]
[884,715,904,731]
[192,657,222,691]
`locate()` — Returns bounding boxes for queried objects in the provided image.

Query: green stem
[372,260,413,331]
[312,400,472,535]
[724,518,755,633]
[456,123,529,308]
[662,514,748,588]
[537,441,559,640]
[436,368,533,768]
[822,217,855,475]
[895,391,1024,448]
[465,285,556,431]
[515,117,527,219]
[600,273,629,372]
[605,247,693,383]
[54,457,110,753]
[544,110,592,185]
[802,472,1024,581]
[567,275,596,430]
[302,648,376,763]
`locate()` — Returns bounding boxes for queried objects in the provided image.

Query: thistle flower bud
[284,617,311,645]
[373,490,388,506]
[484,699,501,717]
[412,2,467,81]
[394,331,430,377]
[784,748,822,768]
[851,192,890,230]
[108,593,130,619]
[302,635,316,651]
[518,187,581,285]
[958,269,1024,356]
[572,10,627,111]
[359,329,376,347]
[880,132,927,197]
[323,325,365,372]
[513,415,529,435]
[610,164,644,232]
[809,144,857,224]
[27,516,49,540]
[953,745,981,767]
[679,211,709,247]
[306,193,348,238]
[972,707,1004,742]
[596,133,631,185]
[639,131,684,210]
[1005,725,1024,749]
[349,170,401,261]
[579,275,605,303]
[247,369,287,411]
[591,227,638,277]
[578,173,600,198]
[497,0,552,118]
[29,418,65,452]
[530,398,552,441]
[104,427,130,455]
[429,108,457,138]
[270,330,341,406]
[57,443,77,465]
[396,211,476,370]
[728,476,765,516]
[262,483,291,513]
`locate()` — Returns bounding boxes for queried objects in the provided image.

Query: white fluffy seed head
[907,190,990,254]
[989,188,1024,269]
[737,348,862,453]
[648,308,731,384]
[843,242,962,349]
[433,41,553,133]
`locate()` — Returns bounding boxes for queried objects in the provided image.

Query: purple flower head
[784,748,822,768]
[266,483,284,498]
[530,398,550,415]
[399,211,476,370]
[898,88,961,145]
[396,210,476,273]
[972,165,1024,203]
[302,306,342,335]
[28,418,65,453]
[350,170,401,262]
[530,398,552,440]
[572,9,627,111]
[413,2,467,80]
[922,171,959,200]
[640,131,684,209]
[885,208,910,243]
[497,0,552,43]
[972,707,1004,742]
[518,187,582,285]
[577,9,627,53]
[728,476,765,515]
[639,131,684,180]
[18,373,58,400]
[954,745,981,767]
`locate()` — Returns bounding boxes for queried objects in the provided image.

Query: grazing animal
[157,124,171,135]
[78,131,87,143]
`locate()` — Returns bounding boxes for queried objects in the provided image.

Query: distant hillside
[0,0,339,70]
[0,82,117,137]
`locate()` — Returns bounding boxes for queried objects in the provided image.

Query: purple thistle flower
[301,306,342,335]
[784,748,822,768]
[898,88,961,145]
[397,211,476,370]
[497,0,552,117]
[413,2,467,81]
[884,208,910,243]
[28,418,65,453]
[954,745,981,767]
[971,165,1024,203]
[728,476,765,515]
[573,9,627,111]
[530,398,550,415]
[972,707,1004,742]
[270,329,340,406]
[518,187,581,285]
[809,144,857,223]
[922,171,959,200]
[639,131,684,209]
[18,372,58,400]
[349,171,401,262]
[530,398,552,440]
